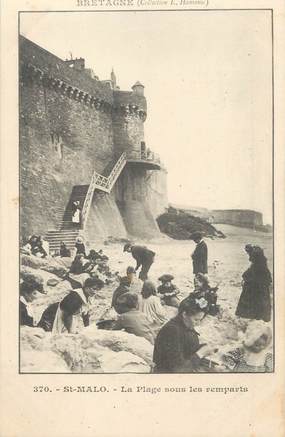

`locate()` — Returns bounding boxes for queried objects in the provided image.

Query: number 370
[33,386,51,392]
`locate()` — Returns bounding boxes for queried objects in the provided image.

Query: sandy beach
[21,224,273,373]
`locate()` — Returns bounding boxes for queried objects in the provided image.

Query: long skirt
[235,283,271,322]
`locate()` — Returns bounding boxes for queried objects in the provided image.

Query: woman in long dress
[235,246,272,322]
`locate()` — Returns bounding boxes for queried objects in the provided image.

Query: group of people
[20,230,273,373]
[21,235,48,258]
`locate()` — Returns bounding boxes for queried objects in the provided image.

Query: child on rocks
[157,274,180,308]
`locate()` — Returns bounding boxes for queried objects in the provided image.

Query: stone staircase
[44,229,81,254]
[45,153,127,253]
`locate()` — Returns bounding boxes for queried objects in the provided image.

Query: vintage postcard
[1,0,285,436]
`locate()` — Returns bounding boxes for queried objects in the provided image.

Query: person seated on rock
[51,277,105,334]
[153,295,218,373]
[138,280,167,333]
[67,254,97,289]
[157,274,180,308]
[21,236,32,255]
[125,265,142,293]
[69,254,89,275]
[20,281,42,327]
[116,266,138,292]
[87,249,100,262]
[111,276,132,313]
[113,292,155,344]
[85,249,107,275]
[29,235,48,258]
[222,321,273,372]
[126,265,136,282]
[191,273,219,316]
[123,243,155,281]
[75,237,86,257]
[60,241,71,258]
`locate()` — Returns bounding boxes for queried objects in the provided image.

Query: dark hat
[126,266,136,274]
[123,243,132,252]
[245,244,254,254]
[158,274,174,283]
[84,277,105,290]
[190,232,203,241]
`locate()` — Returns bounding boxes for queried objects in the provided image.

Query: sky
[20,10,273,224]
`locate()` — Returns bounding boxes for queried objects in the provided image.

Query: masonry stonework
[20,36,168,243]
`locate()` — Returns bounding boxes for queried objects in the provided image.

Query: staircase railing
[81,148,161,229]
[81,152,126,228]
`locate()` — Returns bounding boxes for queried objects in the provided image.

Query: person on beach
[50,277,105,334]
[29,235,48,258]
[113,292,155,344]
[157,274,180,308]
[192,273,219,316]
[153,295,217,373]
[71,200,81,227]
[222,321,273,372]
[235,246,272,322]
[75,237,86,257]
[123,243,155,281]
[60,241,71,258]
[97,267,138,327]
[138,280,167,333]
[245,244,254,259]
[20,281,43,326]
[69,254,90,275]
[111,276,132,314]
[190,232,208,276]
[125,265,136,283]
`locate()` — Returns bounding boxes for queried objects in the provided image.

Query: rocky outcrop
[21,254,69,278]
[157,208,226,240]
[20,325,153,373]
[21,350,71,373]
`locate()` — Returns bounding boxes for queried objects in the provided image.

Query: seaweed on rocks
[157,208,226,240]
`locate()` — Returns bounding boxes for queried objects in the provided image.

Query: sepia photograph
[19,10,274,374]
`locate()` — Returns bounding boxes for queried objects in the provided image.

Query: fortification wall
[20,38,115,236]
[20,35,168,241]
[114,166,163,239]
[212,209,263,228]
[144,168,168,219]
[85,192,127,241]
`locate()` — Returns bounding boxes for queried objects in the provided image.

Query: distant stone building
[19,36,168,250]
[212,209,263,229]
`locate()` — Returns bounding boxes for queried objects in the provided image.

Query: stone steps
[45,229,80,252]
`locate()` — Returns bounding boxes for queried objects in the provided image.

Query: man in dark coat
[123,243,155,281]
[190,232,208,275]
